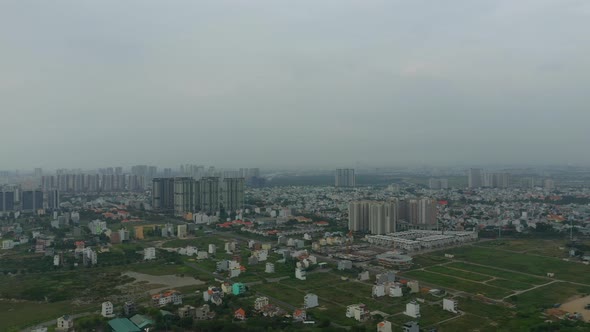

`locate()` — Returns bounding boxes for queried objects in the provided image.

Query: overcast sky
[1,0,589,170]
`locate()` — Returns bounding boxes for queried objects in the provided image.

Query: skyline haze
[1,0,589,169]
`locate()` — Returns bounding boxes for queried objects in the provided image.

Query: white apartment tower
[468,168,482,188]
[335,169,355,187]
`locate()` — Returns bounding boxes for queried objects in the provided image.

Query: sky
[1,0,589,170]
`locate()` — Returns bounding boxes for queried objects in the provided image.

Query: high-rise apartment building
[45,189,60,210]
[174,177,197,217]
[417,198,437,225]
[335,169,356,188]
[152,176,244,216]
[468,168,482,188]
[0,189,15,214]
[483,172,510,188]
[222,178,245,213]
[200,177,220,214]
[21,190,43,212]
[349,201,370,232]
[152,178,175,213]
[349,200,398,235]
[429,178,449,190]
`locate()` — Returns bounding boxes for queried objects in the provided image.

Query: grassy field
[426,266,493,282]
[476,239,571,258]
[507,281,590,309]
[402,270,513,299]
[486,279,534,291]
[445,262,547,284]
[0,300,94,332]
[437,246,590,284]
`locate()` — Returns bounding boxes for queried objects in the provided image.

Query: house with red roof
[234,308,246,320]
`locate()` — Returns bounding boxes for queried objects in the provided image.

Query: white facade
[56,315,74,330]
[295,267,307,280]
[377,320,393,332]
[346,303,369,322]
[338,260,353,270]
[254,297,269,310]
[408,281,420,293]
[229,268,241,278]
[304,293,319,308]
[443,298,458,313]
[390,285,403,297]
[372,284,386,298]
[53,255,60,266]
[177,224,188,238]
[2,239,15,250]
[404,301,421,318]
[144,247,156,260]
[208,244,216,255]
[101,301,115,317]
[358,271,370,281]
[265,263,275,273]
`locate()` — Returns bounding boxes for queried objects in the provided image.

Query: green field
[438,246,590,284]
[486,279,533,291]
[507,281,590,308]
[445,262,547,284]
[426,266,493,282]
[476,239,571,258]
[0,300,94,332]
[402,270,513,299]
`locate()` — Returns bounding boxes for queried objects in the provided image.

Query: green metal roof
[108,318,141,332]
[130,314,154,329]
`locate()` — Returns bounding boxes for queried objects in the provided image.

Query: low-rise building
[295,267,307,280]
[402,321,420,332]
[123,301,136,316]
[144,247,156,260]
[377,320,393,332]
[152,290,182,307]
[358,271,370,281]
[265,262,275,273]
[255,297,269,310]
[101,301,115,318]
[234,308,246,320]
[408,280,420,293]
[293,309,307,322]
[404,301,421,318]
[304,293,319,309]
[443,298,458,313]
[56,315,74,331]
[346,303,370,322]
[178,305,196,318]
[338,260,353,270]
[232,282,246,295]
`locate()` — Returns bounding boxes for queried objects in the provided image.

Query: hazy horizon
[1,0,589,170]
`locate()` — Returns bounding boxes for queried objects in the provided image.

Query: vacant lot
[402,270,513,299]
[0,300,93,332]
[123,271,205,294]
[446,262,546,285]
[438,246,590,284]
[507,281,590,309]
[426,265,493,282]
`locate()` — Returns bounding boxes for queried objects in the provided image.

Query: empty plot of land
[507,281,590,308]
[446,262,546,285]
[561,295,590,322]
[123,271,205,294]
[486,278,532,291]
[403,270,513,299]
[426,266,493,282]
[440,247,590,284]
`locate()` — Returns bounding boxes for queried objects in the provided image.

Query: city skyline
[1,0,590,169]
